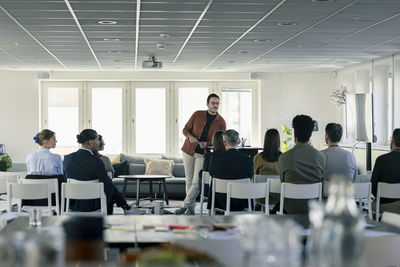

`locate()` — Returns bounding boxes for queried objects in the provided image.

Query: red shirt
[181,110,226,156]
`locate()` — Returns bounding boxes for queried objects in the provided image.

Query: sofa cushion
[172,163,185,178]
[144,158,174,176]
[128,163,146,175]
[112,160,128,177]
[162,155,184,164]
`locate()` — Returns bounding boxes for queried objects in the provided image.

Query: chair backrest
[202,171,212,185]
[226,182,268,215]
[381,212,400,228]
[20,178,59,215]
[353,182,371,199]
[267,178,281,194]
[7,183,51,213]
[0,175,18,194]
[0,171,27,178]
[357,173,371,183]
[61,182,107,216]
[254,175,279,183]
[279,182,322,214]
[376,182,400,221]
[67,178,98,183]
[211,178,250,215]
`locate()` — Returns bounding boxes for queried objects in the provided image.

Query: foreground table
[118,175,170,205]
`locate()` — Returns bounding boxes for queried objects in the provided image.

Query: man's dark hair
[77,129,98,144]
[393,128,400,147]
[292,115,314,143]
[325,123,343,143]
[207,93,220,103]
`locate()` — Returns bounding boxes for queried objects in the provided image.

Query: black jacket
[208,149,254,211]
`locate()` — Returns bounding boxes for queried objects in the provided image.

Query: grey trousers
[182,151,205,210]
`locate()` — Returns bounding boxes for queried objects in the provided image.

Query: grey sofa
[113,153,186,199]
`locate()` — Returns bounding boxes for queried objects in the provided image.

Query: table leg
[149,181,153,202]
[122,179,128,197]
[162,179,169,205]
[136,179,140,206]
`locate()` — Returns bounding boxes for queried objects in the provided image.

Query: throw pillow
[112,161,128,177]
[144,158,174,176]
[111,154,120,164]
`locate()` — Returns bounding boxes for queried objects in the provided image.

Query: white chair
[381,212,400,228]
[357,173,371,183]
[7,183,51,214]
[353,182,372,220]
[0,171,27,178]
[210,178,250,215]
[265,178,282,215]
[376,182,400,221]
[226,182,268,215]
[254,174,279,183]
[200,171,212,216]
[61,182,107,216]
[20,178,60,215]
[0,175,18,195]
[279,182,322,214]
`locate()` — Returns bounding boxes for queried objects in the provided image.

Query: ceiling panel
[0,0,399,72]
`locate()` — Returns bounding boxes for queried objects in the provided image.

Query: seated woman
[253,129,282,209]
[205,130,226,211]
[25,129,65,206]
[93,135,115,178]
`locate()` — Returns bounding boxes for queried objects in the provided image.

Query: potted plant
[0,153,12,171]
[281,124,293,152]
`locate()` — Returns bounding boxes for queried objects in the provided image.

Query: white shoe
[124,205,146,215]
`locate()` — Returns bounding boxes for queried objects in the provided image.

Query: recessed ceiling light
[103,38,109,41]
[238,51,249,54]
[297,44,303,48]
[98,20,117,25]
[157,43,165,49]
[114,38,120,41]
[13,42,19,47]
[277,21,297,26]
[253,39,270,42]
[160,33,170,38]
[228,60,235,64]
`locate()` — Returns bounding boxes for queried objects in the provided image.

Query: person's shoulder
[254,153,262,161]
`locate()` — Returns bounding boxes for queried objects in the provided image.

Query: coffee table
[118,175,170,206]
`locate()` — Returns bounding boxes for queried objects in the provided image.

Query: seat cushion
[144,158,174,176]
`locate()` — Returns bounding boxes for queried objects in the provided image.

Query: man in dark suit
[208,129,253,212]
[371,128,400,215]
[64,129,144,215]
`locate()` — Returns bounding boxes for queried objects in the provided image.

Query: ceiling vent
[142,56,162,69]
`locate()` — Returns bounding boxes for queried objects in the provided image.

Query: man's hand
[198,141,207,149]
[188,135,198,144]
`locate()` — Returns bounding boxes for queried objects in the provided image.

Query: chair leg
[162,180,169,205]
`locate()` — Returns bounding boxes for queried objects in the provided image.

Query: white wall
[259,72,337,149]
[0,70,338,165]
[0,71,39,163]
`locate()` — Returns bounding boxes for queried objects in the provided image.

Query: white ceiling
[0,0,400,72]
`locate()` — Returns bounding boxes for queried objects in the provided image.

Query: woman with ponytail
[25,129,65,207]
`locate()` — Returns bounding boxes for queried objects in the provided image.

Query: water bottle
[307,175,365,267]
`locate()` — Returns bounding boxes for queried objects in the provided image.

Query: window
[91,87,123,154]
[221,88,252,145]
[135,88,166,153]
[178,87,209,150]
[47,87,79,148]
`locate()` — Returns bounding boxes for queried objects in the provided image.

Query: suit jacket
[278,143,326,214]
[63,149,116,212]
[208,149,254,211]
[371,150,400,203]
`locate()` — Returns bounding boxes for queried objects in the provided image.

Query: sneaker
[174,207,187,215]
[124,205,146,215]
[184,208,195,215]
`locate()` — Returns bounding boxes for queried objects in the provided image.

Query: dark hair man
[175,94,226,215]
[278,115,326,214]
[64,129,145,215]
[321,123,357,181]
[371,128,400,216]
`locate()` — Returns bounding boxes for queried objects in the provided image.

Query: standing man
[175,93,226,215]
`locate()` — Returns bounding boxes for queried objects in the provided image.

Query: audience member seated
[24,129,65,207]
[321,123,357,182]
[63,129,144,215]
[371,128,400,215]
[208,129,253,212]
[253,128,282,208]
[93,135,114,178]
[278,115,326,214]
